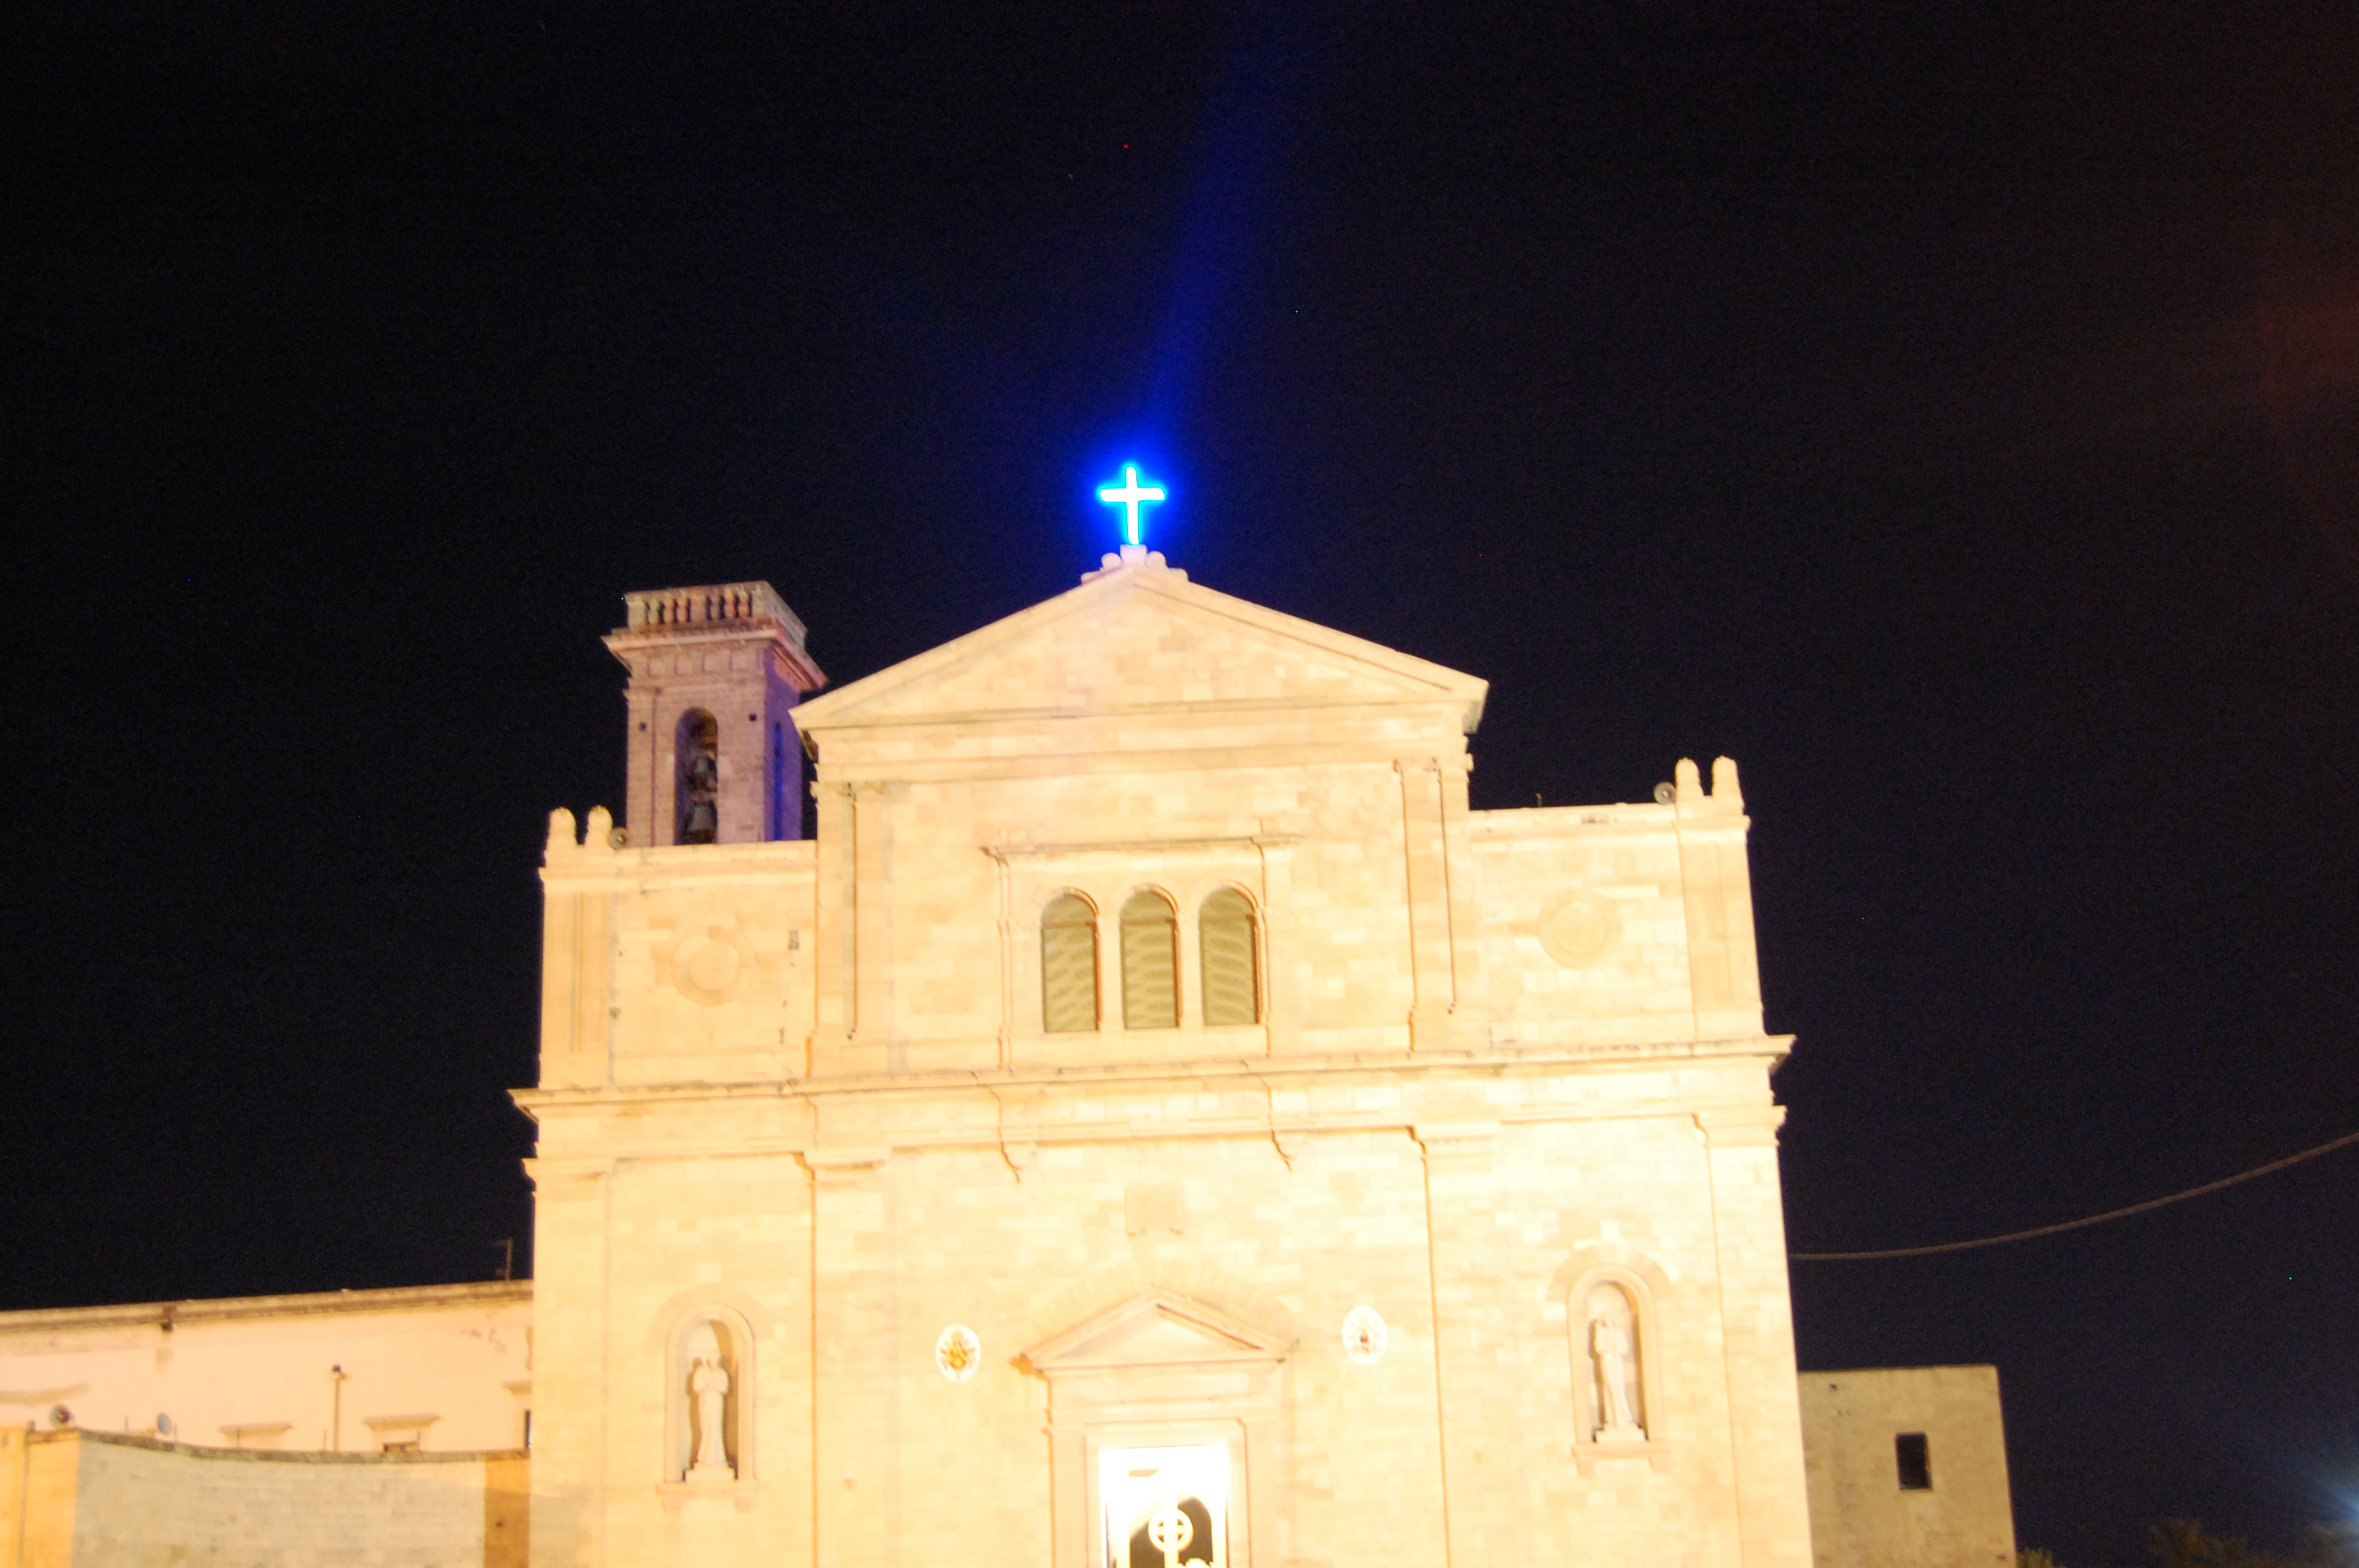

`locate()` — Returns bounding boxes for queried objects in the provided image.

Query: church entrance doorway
[1099,1443,1228,1568]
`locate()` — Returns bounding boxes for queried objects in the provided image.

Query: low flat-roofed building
[0,1281,532,1454]
[1801,1364,2018,1568]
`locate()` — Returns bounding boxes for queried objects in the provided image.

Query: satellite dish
[157,1413,175,1437]
[47,1405,71,1428]
[1652,782,1677,805]
[607,826,631,848]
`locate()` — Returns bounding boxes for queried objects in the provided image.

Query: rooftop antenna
[329,1364,348,1453]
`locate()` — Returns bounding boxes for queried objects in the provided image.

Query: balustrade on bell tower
[602,581,826,847]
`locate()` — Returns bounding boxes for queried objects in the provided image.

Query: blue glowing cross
[1097,465,1168,546]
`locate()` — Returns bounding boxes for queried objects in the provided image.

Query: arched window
[1120,890,1180,1030]
[1198,888,1260,1026]
[674,710,719,844]
[1041,894,1100,1034]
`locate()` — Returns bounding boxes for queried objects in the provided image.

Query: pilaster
[1255,837,1301,1055]
[807,1148,896,1568]
[1416,1120,1509,1568]
[1438,759,1485,1036]
[809,782,856,1067]
[525,1160,614,1568]
[848,782,894,1067]
[538,810,615,1091]
[1674,757,1765,1040]
[1397,760,1458,1050]
[1696,1105,1814,1568]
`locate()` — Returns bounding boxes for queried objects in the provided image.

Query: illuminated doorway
[1100,1443,1228,1568]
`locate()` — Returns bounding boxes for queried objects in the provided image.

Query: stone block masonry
[0,1428,527,1568]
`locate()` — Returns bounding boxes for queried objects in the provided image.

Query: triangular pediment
[793,556,1487,733]
[1021,1288,1293,1374]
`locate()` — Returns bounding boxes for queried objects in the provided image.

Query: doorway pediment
[1023,1289,1292,1374]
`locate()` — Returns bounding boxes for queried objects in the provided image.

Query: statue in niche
[681,1319,735,1481]
[688,1352,732,1476]
[1587,1284,1644,1441]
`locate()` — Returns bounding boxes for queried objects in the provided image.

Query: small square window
[1895,1432,1932,1490]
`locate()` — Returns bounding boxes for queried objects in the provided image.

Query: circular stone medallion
[1341,1305,1388,1366]
[935,1324,981,1383]
[671,926,754,1006]
[1537,890,1623,968]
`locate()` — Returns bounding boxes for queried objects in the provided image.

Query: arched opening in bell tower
[674,710,720,844]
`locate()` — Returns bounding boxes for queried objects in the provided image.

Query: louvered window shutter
[1198,888,1260,1025]
[1120,891,1180,1029]
[1040,895,1099,1033]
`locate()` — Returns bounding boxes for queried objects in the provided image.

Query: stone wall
[0,1428,527,1568]
[0,1282,533,1455]
[1798,1366,2016,1568]
[522,563,1813,1568]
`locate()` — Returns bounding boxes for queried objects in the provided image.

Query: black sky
[5,6,2358,1564]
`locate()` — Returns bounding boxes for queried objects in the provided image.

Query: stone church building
[1,550,2018,1568]
[529,545,1808,1568]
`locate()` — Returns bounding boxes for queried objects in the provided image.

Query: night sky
[6,6,2358,1564]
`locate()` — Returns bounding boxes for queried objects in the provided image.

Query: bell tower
[603,582,826,847]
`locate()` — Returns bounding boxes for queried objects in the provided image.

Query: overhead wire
[1788,1125,2359,1261]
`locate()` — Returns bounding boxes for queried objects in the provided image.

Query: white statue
[1591,1315,1638,1436]
[689,1354,732,1475]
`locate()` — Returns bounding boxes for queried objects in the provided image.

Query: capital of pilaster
[1691,1105,1786,1149]
[800,1145,892,1183]
[522,1157,612,1197]
[1413,1120,1500,1174]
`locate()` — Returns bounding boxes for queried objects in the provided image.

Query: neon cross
[1097,465,1168,546]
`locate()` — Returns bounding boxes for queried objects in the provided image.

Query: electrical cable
[1789,1125,2359,1261]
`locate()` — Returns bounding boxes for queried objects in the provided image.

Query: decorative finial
[1096,464,1167,547]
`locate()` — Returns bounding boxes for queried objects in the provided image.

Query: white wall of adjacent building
[0,1282,532,1454]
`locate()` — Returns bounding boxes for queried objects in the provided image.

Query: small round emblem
[1537,889,1623,967]
[671,926,754,1006]
[1342,1305,1388,1366]
[935,1324,981,1383]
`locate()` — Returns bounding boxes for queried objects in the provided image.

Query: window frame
[1118,887,1182,1031]
[1041,891,1103,1034]
[1195,886,1263,1028]
[1895,1431,1932,1491]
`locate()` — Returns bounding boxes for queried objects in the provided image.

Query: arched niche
[674,710,719,844]
[663,1305,756,1487]
[1549,1250,1673,1469]
[1579,1279,1645,1438]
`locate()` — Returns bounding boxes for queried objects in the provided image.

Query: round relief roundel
[1537,890,1623,968]
[672,927,754,1006]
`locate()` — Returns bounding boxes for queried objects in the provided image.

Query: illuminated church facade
[0,545,2027,1568]
[522,546,1816,1568]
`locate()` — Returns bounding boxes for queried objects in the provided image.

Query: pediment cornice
[791,557,1487,737]
[1020,1288,1294,1375]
